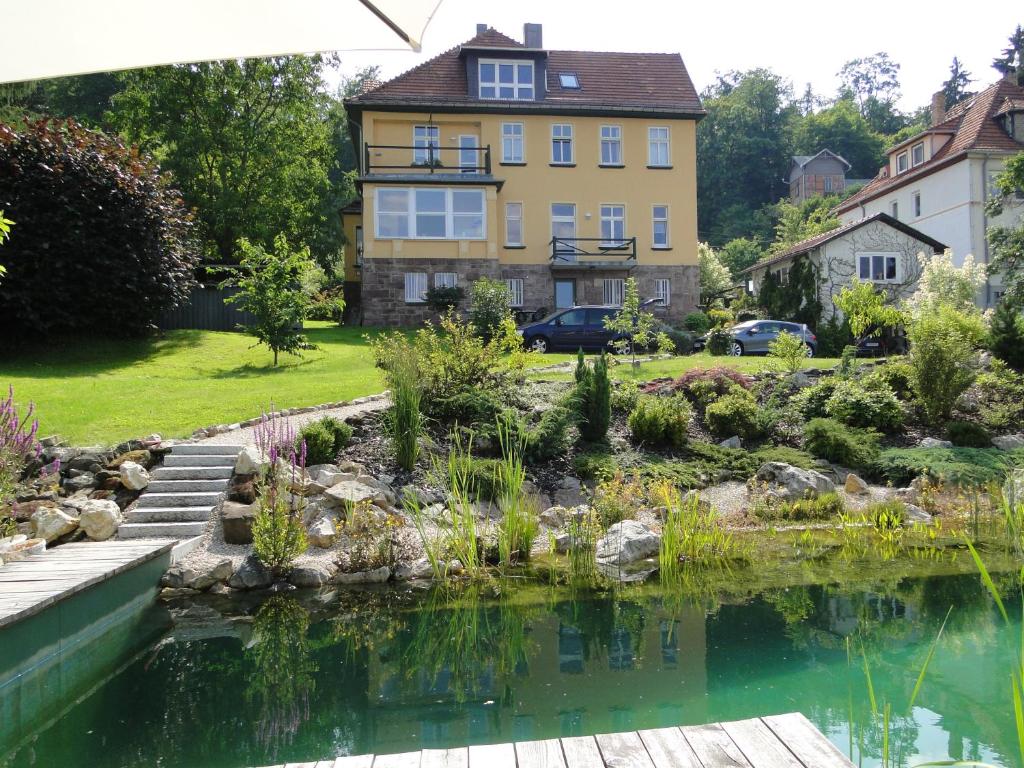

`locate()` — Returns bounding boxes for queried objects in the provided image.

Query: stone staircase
[118,444,243,539]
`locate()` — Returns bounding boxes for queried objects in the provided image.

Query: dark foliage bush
[874,446,1024,487]
[945,420,992,448]
[976,361,1024,431]
[575,351,611,442]
[704,389,762,440]
[794,377,841,419]
[659,326,694,355]
[682,312,712,334]
[803,418,879,470]
[0,119,197,338]
[815,315,854,358]
[988,298,1024,372]
[307,286,346,322]
[320,416,353,451]
[502,394,578,464]
[296,416,352,465]
[433,388,505,427]
[706,328,732,355]
[627,394,691,447]
[425,285,465,313]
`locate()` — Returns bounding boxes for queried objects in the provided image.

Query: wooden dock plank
[596,731,656,768]
[638,727,703,768]
[560,736,603,768]
[373,752,422,768]
[515,739,566,768]
[421,748,468,768]
[331,759,375,768]
[720,719,802,768]
[761,714,854,768]
[468,742,515,768]
[680,724,753,768]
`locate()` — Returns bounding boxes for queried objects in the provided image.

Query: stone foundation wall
[361,258,500,326]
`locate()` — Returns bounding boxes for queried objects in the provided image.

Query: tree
[719,237,764,275]
[0,73,121,127]
[941,57,974,109]
[993,25,1024,86]
[837,53,909,135]
[986,151,1024,302]
[328,65,381,174]
[604,277,662,368]
[904,249,987,319]
[833,280,904,340]
[575,350,611,442]
[988,298,1024,372]
[224,235,318,366]
[792,99,885,179]
[0,118,197,338]
[907,303,986,423]
[756,254,822,327]
[469,277,512,341]
[769,196,840,254]
[112,57,341,266]
[698,242,733,306]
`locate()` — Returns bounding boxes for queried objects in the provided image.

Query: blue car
[517,306,625,354]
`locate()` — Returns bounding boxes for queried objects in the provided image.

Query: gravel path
[192,396,389,447]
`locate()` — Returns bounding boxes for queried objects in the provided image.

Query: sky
[330,0,1021,112]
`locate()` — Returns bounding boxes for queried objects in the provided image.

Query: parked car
[517,305,624,353]
[693,320,816,357]
[855,325,908,357]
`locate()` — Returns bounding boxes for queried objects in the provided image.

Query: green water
[0,573,1019,768]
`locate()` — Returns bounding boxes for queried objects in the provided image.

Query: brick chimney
[476,23,487,36]
[931,91,946,126]
[524,23,543,48]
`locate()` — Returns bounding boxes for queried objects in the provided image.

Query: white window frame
[599,204,626,248]
[413,125,440,165]
[505,278,524,308]
[551,203,577,260]
[434,272,458,289]
[911,142,924,167]
[648,126,670,167]
[857,252,900,283]
[603,278,625,307]
[912,191,921,218]
[404,272,428,303]
[600,125,623,166]
[505,202,523,246]
[478,59,535,100]
[501,122,524,163]
[552,123,574,165]
[652,205,669,248]
[654,278,671,307]
[896,151,909,174]
[374,187,486,241]
[824,176,833,193]
[458,135,479,173]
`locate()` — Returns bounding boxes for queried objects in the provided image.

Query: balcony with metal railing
[363,143,491,174]
[550,237,637,269]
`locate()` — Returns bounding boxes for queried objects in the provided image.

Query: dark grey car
[725,320,817,357]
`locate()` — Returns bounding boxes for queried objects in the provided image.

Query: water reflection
[1,573,1018,768]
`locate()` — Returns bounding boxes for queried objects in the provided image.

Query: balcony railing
[550,237,637,267]
[363,144,492,175]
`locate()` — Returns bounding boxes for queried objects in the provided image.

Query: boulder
[551,532,572,554]
[31,507,79,542]
[108,449,152,469]
[307,515,339,548]
[289,562,337,588]
[553,476,584,508]
[324,480,387,510]
[539,506,567,528]
[718,436,742,449]
[161,564,197,588]
[119,461,151,491]
[337,460,366,475]
[992,434,1024,451]
[78,499,123,541]
[228,555,273,590]
[919,437,953,449]
[186,559,234,590]
[0,535,45,561]
[62,473,96,493]
[904,504,933,524]
[65,452,106,473]
[752,462,834,501]
[222,501,257,545]
[334,565,391,585]
[9,499,57,523]
[228,479,257,504]
[595,520,661,565]
[316,470,356,487]
[234,446,268,475]
[788,371,814,389]
[355,475,397,505]
[394,557,436,581]
[844,473,869,495]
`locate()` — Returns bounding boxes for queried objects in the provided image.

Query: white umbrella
[0,0,442,83]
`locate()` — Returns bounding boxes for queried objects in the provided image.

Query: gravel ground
[192,397,389,447]
[697,479,896,518]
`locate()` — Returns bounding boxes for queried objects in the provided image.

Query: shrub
[907,303,986,423]
[344,501,413,571]
[307,286,346,322]
[988,298,1024,372]
[824,379,902,431]
[611,380,640,414]
[573,449,618,482]
[754,491,845,522]
[874,446,1024,486]
[864,360,915,400]
[816,315,854,358]
[434,388,505,428]
[675,366,752,405]
[977,361,1024,431]
[794,377,841,419]
[575,351,612,442]
[682,311,712,333]
[627,394,691,447]
[768,330,809,373]
[590,474,645,529]
[659,326,694,355]
[469,277,511,341]
[706,328,731,355]
[321,416,353,451]
[252,472,308,576]
[425,285,465,313]
[946,420,992,448]
[296,420,335,466]
[704,389,762,440]
[0,119,198,338]
[803,418,879,470]
[501,394,578,464]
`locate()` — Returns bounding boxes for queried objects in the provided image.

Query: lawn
[1,323,839,445]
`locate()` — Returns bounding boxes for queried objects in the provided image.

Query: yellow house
[343,24,705,326]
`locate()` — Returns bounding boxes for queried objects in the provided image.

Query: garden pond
[1,553,1020,768]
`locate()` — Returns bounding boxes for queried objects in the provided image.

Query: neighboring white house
[740,212,946,321]
[835,77,1024,308]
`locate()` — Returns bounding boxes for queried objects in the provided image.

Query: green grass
[0,323,390,445]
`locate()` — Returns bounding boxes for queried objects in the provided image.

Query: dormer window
[558,72,580,89]
[911,142,924,167]
[896,152,909,174]
[479,60,534,100]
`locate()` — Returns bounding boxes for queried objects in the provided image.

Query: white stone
[234,445,268,475]
[334,565,390,584]
[919,437,953,449]
[992,434,1024,451]
[539,506,567,528]
[316,469,356,487]
[595,520,661,565]
[718,436,742,449]
[394,557,436,581]
[324,480,387,509]
[79,499,123,541]
[752,462,835,501]
[119,461,151,490]
[31,507,79,542]
[844,473,869,495]
[904,504,933,524]
[307,515,339,548]
[289,562,337,588]
[553,476,584,508]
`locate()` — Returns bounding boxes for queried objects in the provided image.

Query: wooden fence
[158,285,257,331]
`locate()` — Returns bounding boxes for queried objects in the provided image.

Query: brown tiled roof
[346,27,704,117]
[739,212,946,275]
[837,80,1024,213]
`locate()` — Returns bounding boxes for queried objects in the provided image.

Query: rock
[62,473,96,493]
[208,582,232,595]
[718,435,742,449]
[903,504,933,524]
[289,562,337,588]
[228,555,273,590]
[539,506,567,528]
[307,515,339,548]
[186,559,234,590]
[65,452,106,473]
[315,469,356,487]
[31,507,79,542]
[268,581,297,593]
[234,446,268,475]
[9,499,57,523]
[401,485,443,506]
[919,437,953,449]
[334,565,391,584]
[1003,469,1024,506]
[553,476,584,508]
[355,475,397,505]
[992,434,1024,451]
[844,473,869,495]
[119,461,150,491]
[324,480,387,510]
[552,532,572,553]
[470,500,501,521]
[893,487,917,504]
[394,557,436,581]
[595,520,661,565]
[337,460,366,475]
[222,501,257,545]
[160,587,199,599]
[752,462,835,501]
[161,564,197,588]
[0,535,45,561]
[228,479,257,504]
[78,499,123,541]
[788,371,814,389]
[108,449,152,469]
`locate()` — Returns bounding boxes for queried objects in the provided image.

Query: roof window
[558,72,580,89]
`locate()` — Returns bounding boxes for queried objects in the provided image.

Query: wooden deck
[0,540,174,629]
[256,713,854,768]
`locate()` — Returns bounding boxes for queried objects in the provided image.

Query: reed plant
[432,431,482,575]
[495,419,538,568]
[385,354,423,471]
[657,484,741,576]
[566,508,602,583]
